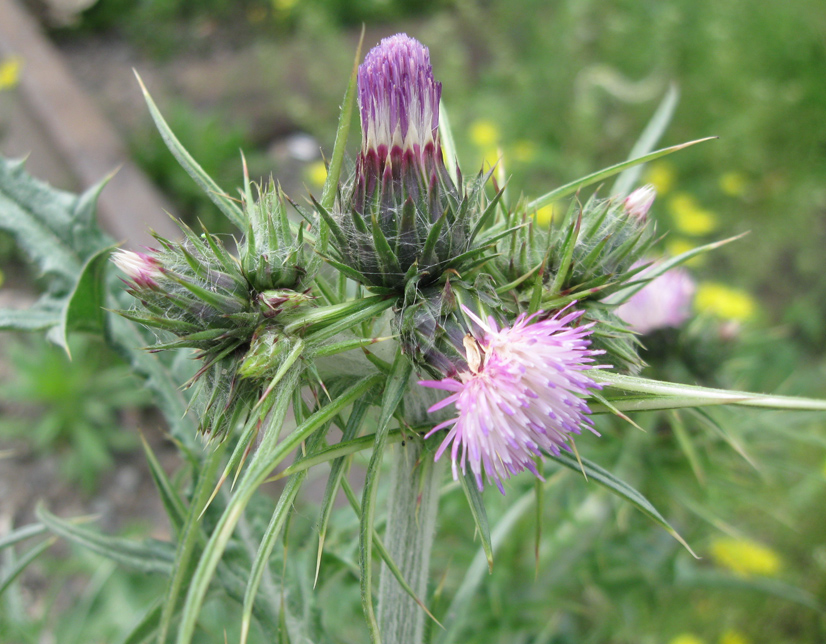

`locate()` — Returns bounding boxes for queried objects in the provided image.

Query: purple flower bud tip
[624,184,657,221]
[419,305,604,493]
[358,33,442,158]
[112,249,161,289]
[616,261,696,334]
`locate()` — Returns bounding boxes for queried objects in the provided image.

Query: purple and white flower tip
[624,184,657,221]
[358,33,442,161]
[419,306,604,493]
[616,262,696,334]
[112,249,161,290]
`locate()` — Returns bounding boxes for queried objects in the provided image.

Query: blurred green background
[1,0,825,642]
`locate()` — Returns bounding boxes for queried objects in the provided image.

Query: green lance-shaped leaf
[119,599,165,644]
[175,373,381,644]
[157,440,228,644]
[315,400,370,586]
[604,233,747,305]
[49,244,115,356]
[544,450,695,556]
[526,137,717,214]
[322,28,364,214]
[359,349,413,644]
[611,83,679,197]
[0,523,48,551]
[437,480,551,644]
[135,73,245,229]
[595,371,826,413]
[0,537,56,597]
[36,504,176,574]
[239,472,305,644]
[140,435,187,536]
[0,156,113,345]
[459,470,494,573]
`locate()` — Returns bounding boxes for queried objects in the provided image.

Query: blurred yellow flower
[665,238,705,267]
[694,283,757,321]
[669,635,705,644]
[0,55,22,91]
[511,139,538,164]
[644,161,676,195]
[534,202,556,227]
[719,172,748,198]
[710,537,781,577]
[668,193,718,236]
[272,0,298,11]
[719,629,750,644]
[305,160,327,188]
[470,119,500,148]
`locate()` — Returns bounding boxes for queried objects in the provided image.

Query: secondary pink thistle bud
[419,305,604,493]
[616,262,696,333]
[624,184,657,221]
[112,249,161,289]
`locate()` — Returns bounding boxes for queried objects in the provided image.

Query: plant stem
[377,394,444,644]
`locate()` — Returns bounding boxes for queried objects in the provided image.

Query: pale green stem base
[377,439,444,644]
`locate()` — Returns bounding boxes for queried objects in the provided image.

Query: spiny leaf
[135,73,245,229]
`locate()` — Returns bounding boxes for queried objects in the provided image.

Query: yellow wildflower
[644,161,676,195]
[719,629,750,644]
[0,55,22,91]
[694,283,757,321]
[469,119,500,148]
[511,139,538,164]
[719,172,748,198]
[272,0,298,11]
[305,160,327,188]
[668,193,718,236]
[534,203,556,227]
[669,635,705,644]
[710,537,781,577]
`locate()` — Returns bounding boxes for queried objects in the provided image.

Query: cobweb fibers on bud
[419,305,605,493]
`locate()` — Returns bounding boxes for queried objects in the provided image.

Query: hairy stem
[377,390,445,644]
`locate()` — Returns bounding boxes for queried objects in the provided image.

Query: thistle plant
[2,31,826,644]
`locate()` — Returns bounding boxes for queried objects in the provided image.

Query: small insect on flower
[419,305,604,493]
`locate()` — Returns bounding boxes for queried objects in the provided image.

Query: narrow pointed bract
[419,305,604,492]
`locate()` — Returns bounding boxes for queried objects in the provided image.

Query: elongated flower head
[419,305,603,492]
[358,33,441,163]
[616,262,696,334]
[326,34,488,291]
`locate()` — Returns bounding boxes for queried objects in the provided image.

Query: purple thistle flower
[419,305,604,493]
[358,33,441,163]
[112,249,161,290]
[616,262,696,334]
[353,34,453,217]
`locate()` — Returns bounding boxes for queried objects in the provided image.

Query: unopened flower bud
[624,184,657,221]
[329,33,477,290]
[112,249,162,289]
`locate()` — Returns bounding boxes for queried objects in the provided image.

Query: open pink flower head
[419,306,604,493]
[616,262,696,334]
